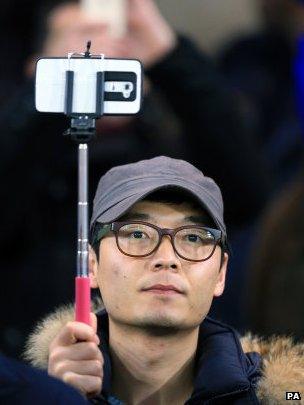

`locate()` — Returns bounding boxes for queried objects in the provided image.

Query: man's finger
[50,321,97,349]
[90,313,98,334]
[50,341,102,362]
[62,371,102,396]
[56,359,103,378]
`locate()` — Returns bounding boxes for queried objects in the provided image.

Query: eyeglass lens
[117,223,216,261]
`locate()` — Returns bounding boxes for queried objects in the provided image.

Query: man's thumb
[90,312,98,333]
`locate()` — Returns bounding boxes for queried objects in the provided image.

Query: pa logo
[286,392,302,400]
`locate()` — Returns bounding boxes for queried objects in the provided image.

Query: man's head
[89,156,229,332]
[258,0,304,38]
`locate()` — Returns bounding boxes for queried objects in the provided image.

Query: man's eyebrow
[119,212,151,221]
[183,215,213,226]
[118,213,213,226]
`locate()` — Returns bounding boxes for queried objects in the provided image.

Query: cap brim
[92,180,224,236]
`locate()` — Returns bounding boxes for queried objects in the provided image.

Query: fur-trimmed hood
[24,301,304,404]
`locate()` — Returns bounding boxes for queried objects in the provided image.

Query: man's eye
[131,231,145,239]
[186,234,201,243]
[124,229,149,239]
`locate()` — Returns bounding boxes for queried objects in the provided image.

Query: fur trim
[24,303,304,404]
[24,298,103,369]
[240,334,304,404]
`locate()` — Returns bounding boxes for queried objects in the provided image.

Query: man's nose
[150,235,180,271]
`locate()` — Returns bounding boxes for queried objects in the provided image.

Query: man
[219,0,304,192]
[219,0,304,335]
[24,156,303,404]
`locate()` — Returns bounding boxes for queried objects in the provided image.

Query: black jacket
[93,311,261,404]
[23,300,304,404]
[0,353,88,404]
[219,31,304,191]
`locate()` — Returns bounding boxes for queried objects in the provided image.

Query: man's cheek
[190,285,213,318]
[110,263,130,281]
[101,264,132,300]
[100,259,123,280]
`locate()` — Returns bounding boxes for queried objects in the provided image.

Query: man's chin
[132,313,191,335]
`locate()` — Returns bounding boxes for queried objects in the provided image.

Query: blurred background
[1,0,260,101]
[1,0,303,359]
[155,0,260,52]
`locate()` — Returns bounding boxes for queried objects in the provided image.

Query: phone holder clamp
[63,45,105,143]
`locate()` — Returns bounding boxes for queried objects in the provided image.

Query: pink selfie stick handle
[75,277,91,325]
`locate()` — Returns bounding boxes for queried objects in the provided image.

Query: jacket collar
[188,317,260,402]
[96,311,260,402]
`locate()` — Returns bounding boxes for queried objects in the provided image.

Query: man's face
[89,201,228,331]
[259,0,301,33]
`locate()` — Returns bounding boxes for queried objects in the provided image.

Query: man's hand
[42,3,128,57]
[26,0,176,76]
[124,0,177,68]
[48,313,103,397]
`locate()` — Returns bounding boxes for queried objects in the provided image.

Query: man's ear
[213,252,228,297]
[89,245,99,289]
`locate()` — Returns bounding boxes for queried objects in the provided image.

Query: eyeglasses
[91,221,224,262]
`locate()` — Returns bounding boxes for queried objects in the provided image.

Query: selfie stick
[64,42,104,325]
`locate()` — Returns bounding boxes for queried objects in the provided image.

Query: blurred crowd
[0,0,303,359]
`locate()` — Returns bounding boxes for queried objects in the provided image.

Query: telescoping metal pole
[63,43,105,324]
[75,143,91,325]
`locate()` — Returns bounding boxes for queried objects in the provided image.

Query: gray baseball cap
[91,156,227,241]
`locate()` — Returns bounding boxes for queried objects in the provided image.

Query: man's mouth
[142,284,184,295]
